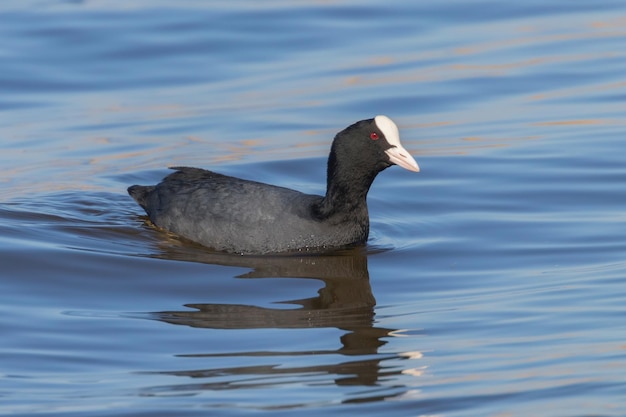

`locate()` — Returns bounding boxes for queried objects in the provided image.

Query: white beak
[385,145,420,172]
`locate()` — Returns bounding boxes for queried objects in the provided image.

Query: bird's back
[128,167,367,254]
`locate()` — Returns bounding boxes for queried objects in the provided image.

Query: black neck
[313,151,380,220]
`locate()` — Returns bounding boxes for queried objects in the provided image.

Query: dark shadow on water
[155,247,377,328]
[145,244,412,400]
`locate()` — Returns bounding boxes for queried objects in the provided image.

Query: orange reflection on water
[533,119,624,127]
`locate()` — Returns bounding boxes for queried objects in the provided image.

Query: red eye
[370,132,379,140]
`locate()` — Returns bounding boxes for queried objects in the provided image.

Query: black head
[329,115,420,179]
[320,115,419,217]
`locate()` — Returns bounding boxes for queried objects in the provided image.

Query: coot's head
[318,115,420,218]
[331,115,420,175]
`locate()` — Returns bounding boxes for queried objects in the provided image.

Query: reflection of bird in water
[153,247,389,354]
[145,247,413,392]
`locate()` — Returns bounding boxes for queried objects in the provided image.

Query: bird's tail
[127,185,155,210]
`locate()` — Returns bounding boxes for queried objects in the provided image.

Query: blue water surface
[1,1,626,416]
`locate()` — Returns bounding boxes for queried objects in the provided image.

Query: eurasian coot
[128,115,419,254]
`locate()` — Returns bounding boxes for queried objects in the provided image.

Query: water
[1,1,626,416]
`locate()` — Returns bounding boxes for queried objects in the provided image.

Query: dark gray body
[128,167,368,254]
[128,116,419,255]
